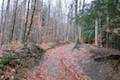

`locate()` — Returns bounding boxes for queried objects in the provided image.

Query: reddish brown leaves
[27,43,91,80]
[59,58,89,80]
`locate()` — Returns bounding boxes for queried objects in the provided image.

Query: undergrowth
[0,44,44,80]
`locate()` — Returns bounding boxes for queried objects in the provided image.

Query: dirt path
[26,43,120,80]
[26,44,91,80]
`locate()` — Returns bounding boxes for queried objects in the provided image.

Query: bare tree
[0,0,4,25]
[74,0,81,48]
[9,0,19,42]
[1,0,10,45]
[18,0,27,42]
[95,19,98,46]
[25,0,37,46]
[0,0,5,43]
[22,0,31,43]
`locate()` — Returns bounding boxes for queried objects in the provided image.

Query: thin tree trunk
[95,19,98,46]
[99,18,102,47]
[0,0,4,25]
[24,0,36,46]
[9,0,19,42]
[1,0,10,46]
[22,0,30,43]
[19,0,27,42]
[74,0,81,48]
[0,0,5,44]
[106,15,110,48]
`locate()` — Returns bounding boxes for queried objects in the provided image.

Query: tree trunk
[19,0,27,42]
[24,0,36,46]
[9,0,19,42]
[1,0,10,46]
[74,0,81,48]
[22,0,30,43]
[95,19,98,47]
[0,0,5,44]
[0,0,4,25]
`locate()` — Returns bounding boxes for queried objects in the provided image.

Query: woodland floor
[0,43,120,80]
[26,43,120,80]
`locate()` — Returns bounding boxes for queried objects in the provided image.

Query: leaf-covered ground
[0,43,120,80]
[27,43,90,80]
[0,44,44,80]
[27,43,120,80]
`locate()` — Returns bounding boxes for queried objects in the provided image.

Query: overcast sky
[0,0,93,8]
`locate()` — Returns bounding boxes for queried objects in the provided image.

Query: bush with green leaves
[0,52,17,69]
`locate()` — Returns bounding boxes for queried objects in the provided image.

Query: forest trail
[26,43,92,80]
[26,43,120,80]
[0,0,120,80]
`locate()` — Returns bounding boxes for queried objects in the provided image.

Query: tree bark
[0,0,5,44]
[1,0,10,46]
[9,0,19,42]
[0,0,4,25]
[74,0,81,48]
[95,19,98,47]
[22,0,30,43]
[24,0,36,46]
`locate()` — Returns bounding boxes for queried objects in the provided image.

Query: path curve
[27,44,91,80]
